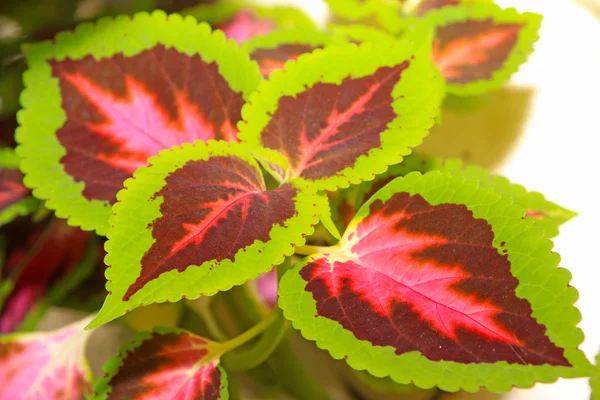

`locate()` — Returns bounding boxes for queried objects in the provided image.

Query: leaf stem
[294,244,335,256]
[224,310,290,371]
[220,310,278,353]
[187,298,228,342]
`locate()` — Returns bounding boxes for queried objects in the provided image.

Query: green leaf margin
[423,4,542,95]
[238,41,444,192]
[92,326,229,400]
[279,170,594,392]
[89,140,320,329]
[342,154,576,238]
[16,10,261,235]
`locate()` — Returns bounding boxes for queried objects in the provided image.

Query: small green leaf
[89,141,319,329]
[239,41,444,191]
[280,170,593,392]
[334,154,575,237]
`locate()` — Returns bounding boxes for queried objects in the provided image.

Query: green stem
[270,340,332,400]
[294,244,334,256]
[187,298,227,342]
[224,310,290,371]
[220,311,278,353]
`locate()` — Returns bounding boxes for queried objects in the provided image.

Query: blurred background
[1,0,599,398]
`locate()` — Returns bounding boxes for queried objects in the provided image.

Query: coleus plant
[0,0,598,399]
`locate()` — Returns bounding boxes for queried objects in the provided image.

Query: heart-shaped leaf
[89,141,319,328]
[16,11,261,234]
[0,316,93,400]
[279,170,593,392]
[425,4,541,94]
[242,28,333,78]
[93,328,228,400]
[239,41,443,191]
[0,149,37,227]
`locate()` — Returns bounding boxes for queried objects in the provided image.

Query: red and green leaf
[0,316,93,400]
[93,328,228,400]
[279,170,593,391]
[332,154,576,237]
[0,217,94,333]
[238,42,444,191]
[242,29,333,78]
[16,11,261,234]
[183,3,316,43]
[0,149,38,227]
[425,5,542,94]
[89,141,319,329]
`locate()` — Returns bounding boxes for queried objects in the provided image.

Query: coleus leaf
[183,3,316,43]
[279,170,593,392]
[424,5,542,95]
[333,154,576,237]
[238,41,444,191]
[93,327,228,400]
[0,316,93,400]
[16,11,261,235]
[242,29,333,78]
[0,217,93,333]
[0,149,38,227]
[89,141,319,329]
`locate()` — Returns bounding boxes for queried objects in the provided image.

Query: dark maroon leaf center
[432,19,522,84]
[50,44,245,204]
[108,332,222,400]
[124,155,298,301]
[260,64,408,180]
[301,192,569,366]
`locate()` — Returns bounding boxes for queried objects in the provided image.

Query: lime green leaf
[239,41,444,191]
[16,11,261,235]
[89,141,319,329]
[279,170,593,392]
[93,327,228,399]
[425,4,542,95]
[334,154,575,237]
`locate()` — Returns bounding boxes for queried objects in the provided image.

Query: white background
[256,0,600,398]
